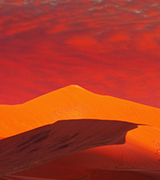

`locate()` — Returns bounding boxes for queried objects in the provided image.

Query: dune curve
[0,85,160,179]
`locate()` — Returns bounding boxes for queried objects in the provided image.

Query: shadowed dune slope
[0,175,59,180]
[14,123,160,180]
[1,171,154,180]
[0,119,138,176]
[0,85,160,137]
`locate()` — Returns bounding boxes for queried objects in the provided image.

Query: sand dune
[13,125,160,180]
[0,85,160,179]
[0,119,138,176]
[0,85,160,137]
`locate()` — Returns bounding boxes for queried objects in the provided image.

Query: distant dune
[1,85,160,138]
[0,85,160,180]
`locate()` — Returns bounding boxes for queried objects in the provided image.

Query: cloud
[1,0,160,108]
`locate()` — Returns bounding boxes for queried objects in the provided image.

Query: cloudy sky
[0,0,160,108]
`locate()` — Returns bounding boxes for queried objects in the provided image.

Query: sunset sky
[1,0,160,108]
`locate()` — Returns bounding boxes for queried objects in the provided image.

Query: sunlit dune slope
[0,85,160,137]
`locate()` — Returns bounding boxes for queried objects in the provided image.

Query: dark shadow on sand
[0,119,139,176]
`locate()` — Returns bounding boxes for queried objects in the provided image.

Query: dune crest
[0,85,160,137]
[0,119,139,177]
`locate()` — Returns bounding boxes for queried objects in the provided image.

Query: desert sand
[0,85,160,180]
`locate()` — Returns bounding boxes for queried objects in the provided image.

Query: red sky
[0,0,160,108]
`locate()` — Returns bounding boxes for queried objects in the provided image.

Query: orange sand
[0,85,160,180]
[0,85,160,137]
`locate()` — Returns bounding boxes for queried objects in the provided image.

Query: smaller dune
[0,119,138,177]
